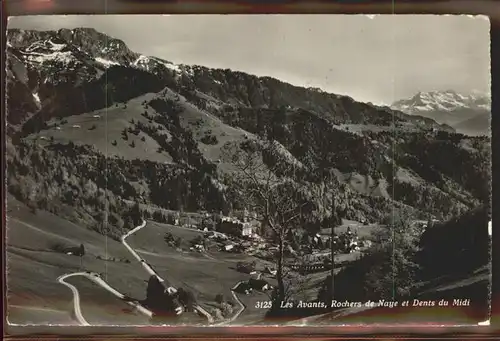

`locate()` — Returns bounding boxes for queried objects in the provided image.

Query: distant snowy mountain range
[392,90,491,136]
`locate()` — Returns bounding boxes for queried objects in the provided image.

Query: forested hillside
[6,27,490,241]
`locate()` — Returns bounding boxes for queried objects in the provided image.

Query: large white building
[217,215,259,237]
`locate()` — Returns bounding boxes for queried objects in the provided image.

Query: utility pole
[79,243,85,271]
[330,195,335,302]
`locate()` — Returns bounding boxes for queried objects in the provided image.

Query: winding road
[212,282,246,326]
[57,219,224,325]
[120,220,214,322]
[57,274,90,326]
[120,220,246,324]
[57,272,154,321]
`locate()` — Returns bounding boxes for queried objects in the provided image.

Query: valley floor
[6,194,490,327]
[6,195,270,326]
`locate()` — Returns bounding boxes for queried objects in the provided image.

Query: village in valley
[160,207,379,296]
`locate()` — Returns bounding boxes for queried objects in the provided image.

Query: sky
[7,14,490,105]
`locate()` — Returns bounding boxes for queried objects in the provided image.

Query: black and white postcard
[4,14,492,327]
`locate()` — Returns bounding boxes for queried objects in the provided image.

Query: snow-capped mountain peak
[392,90,491,114]
[392,90,491,136]
[132,54,151,67]
[130,54,186,78]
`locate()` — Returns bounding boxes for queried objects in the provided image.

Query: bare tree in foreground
[224,140,306,303]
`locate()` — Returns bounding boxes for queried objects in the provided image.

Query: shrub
[176,287,197,311]
[49,242,68,253]
[215,293,225,304]
[221,302,234,316]
[201,134,218,145]
[211,308,224,321]
[174,237,182,248]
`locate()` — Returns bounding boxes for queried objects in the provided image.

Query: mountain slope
[7,28,454,135]
[392,90,491,136]
[5,27,491,237]
[293,206,490,324]
[454,113,491,137]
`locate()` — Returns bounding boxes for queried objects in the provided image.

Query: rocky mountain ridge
[5,27,491,238]
[6,28,452,133]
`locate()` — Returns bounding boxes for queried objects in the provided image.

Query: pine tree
[129,202,142,226]
[79,244,85,269]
